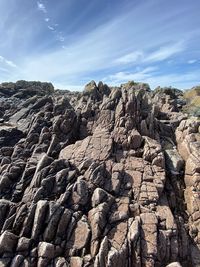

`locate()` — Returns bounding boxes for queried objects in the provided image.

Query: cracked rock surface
[0,80,199,267]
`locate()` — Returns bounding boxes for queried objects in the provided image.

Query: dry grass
[184,87,200,100]
[183,87,200,116]
[191,96,200,107]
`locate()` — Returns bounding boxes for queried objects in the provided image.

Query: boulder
[0,231,18,254]
[38,241,55,259]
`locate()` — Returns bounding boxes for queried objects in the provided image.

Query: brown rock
[128,129,143,149]
[67,215,91,251]
[59,127,113,164]
[70,256,83,267]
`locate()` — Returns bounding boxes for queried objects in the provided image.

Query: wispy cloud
[0,0,200,89]
[144,42,184,62]
[56,31,65,42]
[0,56,17,68]
[146,70,200,89]
[36,2,65,45]
[103,67,200,89]
[58,35,65,42]
[104,67,158,84]
[115,42,185,66]
[188,59,198,64]
[48,25,55,31]
[37,1,47,14]
[115,51,144,64]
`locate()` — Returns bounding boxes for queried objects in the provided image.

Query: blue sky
[0,0,200,90]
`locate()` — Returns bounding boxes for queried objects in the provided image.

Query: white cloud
[0,0,199,90]
[0,55,17,68]
[45,18,50,22]
[145,70,200,89]
[104,67,200,89]
[105,67,158,84]
[115,51,144,64]
[144,42,184,62]
[188,59,197,64]
[48,26,55,31]
[114,42,185,67]
[37,1,47,13]
[57,33,65,42]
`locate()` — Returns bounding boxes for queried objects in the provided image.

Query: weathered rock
[0,230,18,254]
[38,241,55,259]
[128,129,143,149]
[70,257,83,267]
[71,177,89,206]
[31,200,48,240]
[59,127,113,165]
[55,257,69,267]
[17,237,32,252]
[0,80,198,266]
[165,149,184,174]
[67,215,91,254]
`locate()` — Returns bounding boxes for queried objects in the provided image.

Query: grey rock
[0,231,18,254]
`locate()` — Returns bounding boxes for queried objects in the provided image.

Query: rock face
[0,80,199,266]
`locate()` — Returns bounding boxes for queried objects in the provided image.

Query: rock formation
[0,80,199,267]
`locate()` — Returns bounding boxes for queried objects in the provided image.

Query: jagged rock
[176,118,200,267]
[143,136,165,168]
[88,202,110,256]
[128,129,143,149]
[70,257,83,267]
[55,257,68,267]
[59,127,113,164]
[84,80,97,92]
[43,203,64,242]
[91,188,114,208]
[55,208,72,244]
[38,241,55,259]
[0,80,54,99]
[165,149,184,174]
[0,80,198,266]
[94,236,109,267]
[128,217,140,243]
[140,212,158,264]
[0,127,24,148]
[10,255,24,267]
[71,177,89,206]
[0,230,18,254]
[67,215,91,253]
[16,237,32,252]
[109,197,129,223]
[31,200,48,240]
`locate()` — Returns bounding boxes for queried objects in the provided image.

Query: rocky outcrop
[0,80,199,266]
[176,118,200,266]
